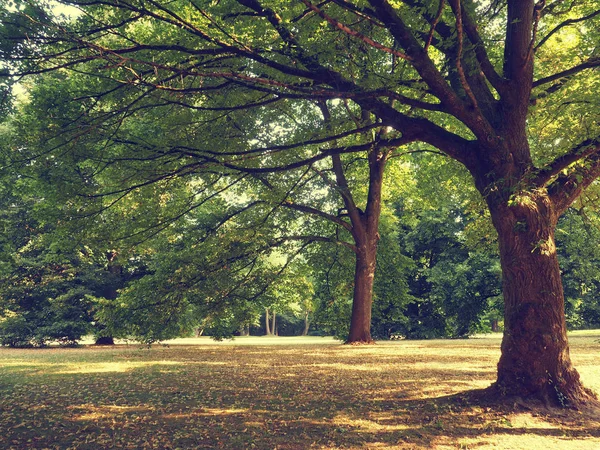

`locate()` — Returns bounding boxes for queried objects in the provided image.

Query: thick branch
[535,137,600,187]
[367,0,497,144]
[355,98,475,165]
[456,0,506,92]
[448,0,480,109]
[550,151,600,215]
[367,0,462,108]
[503,1,535,83]
[533,57,600,88]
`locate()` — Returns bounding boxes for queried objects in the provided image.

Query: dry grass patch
[0,333,599,449]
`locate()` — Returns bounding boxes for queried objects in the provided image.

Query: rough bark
[485,189,595,407]
[346,245,377,343]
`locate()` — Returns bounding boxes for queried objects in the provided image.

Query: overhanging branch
[549,151,600,215]
[534,136,600,187]
[300,0,412,60]
[533,57,600,88]
[281,202,353,232]
[536,9,600,51]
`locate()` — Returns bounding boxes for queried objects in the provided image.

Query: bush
[35,319,89,347]
[0,316,35,347]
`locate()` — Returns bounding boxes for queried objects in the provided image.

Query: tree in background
[310,208,415,340]
[557,206,600,330]
[0,176,136,347]
[398,205,502,338]
[394,153,503,338]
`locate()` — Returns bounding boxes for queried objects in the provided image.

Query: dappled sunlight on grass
[1,333,599,449]
[0,358,183,376]
[305,362,391,372]
[71,404,152,421]
[332,413,412,432]
[56,360,181,374]
[162,407,251,420]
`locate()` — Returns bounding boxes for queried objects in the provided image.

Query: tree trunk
[272,311,277,336]
[346,246,376,344]
[302,311,310,336]
[95,336,114,345]
[490,319,499,333]
[265,308,271,335]
[324,105,385,345]
[488,192,594,407]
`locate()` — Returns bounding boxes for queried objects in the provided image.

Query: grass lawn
[1,332,599,449]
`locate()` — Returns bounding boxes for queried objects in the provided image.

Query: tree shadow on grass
[2,344,599,449]
[4,380,600,449]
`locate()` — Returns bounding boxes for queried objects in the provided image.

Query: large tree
[3,0,600,407]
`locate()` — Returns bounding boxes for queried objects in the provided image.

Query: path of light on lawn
[1,359,181,374]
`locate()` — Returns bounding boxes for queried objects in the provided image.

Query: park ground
[1,332,599,449]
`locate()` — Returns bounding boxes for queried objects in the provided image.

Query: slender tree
[3,0,600,406]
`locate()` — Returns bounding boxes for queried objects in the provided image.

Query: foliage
[398,204,502,338]
[0,142,141,346]
[557,208,600,329]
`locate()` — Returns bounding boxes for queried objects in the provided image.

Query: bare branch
[456,0,506,92]
[367,0,461,106]
[550,151,600,215]
[530,76,571,102]
[318,101,363,230]
[527,0,546,63]
[215,138,412,174]
[274,235,357,253]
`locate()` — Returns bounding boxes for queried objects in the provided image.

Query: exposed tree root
[460,385,600,418]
